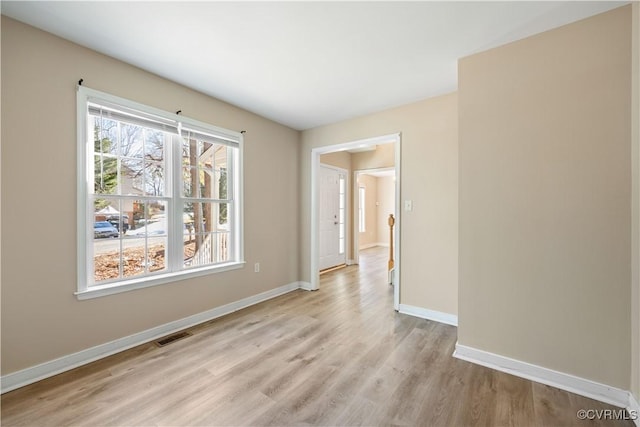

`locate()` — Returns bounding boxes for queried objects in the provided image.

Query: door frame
[353,167,396,266]
[310,133,401,311]
[318,163,349,270]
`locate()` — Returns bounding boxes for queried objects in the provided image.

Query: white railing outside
[188,232,228,267]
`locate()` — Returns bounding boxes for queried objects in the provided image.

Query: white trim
[76,86,90,292]
[358,243,378,250]
[398,304,458,326]
[298,281,314,291]
[393,138,401,310]
[628,392,640,427]
[75,262,246,300]
[359,242,389,250]
[310,149,320,291]
[346,259,355,266]
[453,343,632,410]
[1,282,304,394]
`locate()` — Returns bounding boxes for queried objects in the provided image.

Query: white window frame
[76,86,244,300]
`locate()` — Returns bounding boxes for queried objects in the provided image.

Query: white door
[319,165,346,270]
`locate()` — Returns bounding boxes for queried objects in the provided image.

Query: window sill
[75,261,246,300]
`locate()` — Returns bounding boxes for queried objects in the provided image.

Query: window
[77,86,244,299]
[359,186,366,233]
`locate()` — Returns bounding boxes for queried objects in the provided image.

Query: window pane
[182,138,198,168]
[218,203,228,226]
[184,232,230,268]
[121,237,167,278]
[93,117,119,155]
[182,170,226,201]
[214,145,228,170]
[183,201,230,268]
[93,198,121,224]
[217,232,230,263]
[94,195,121,283]
[126,201,167,237]
[130,199,148,231]
[120,123,144,158]
[94,155,118,195]
[121,238,146,279]
[200,168,216,199]
[183,201,228,233]
[182,138,229,201]
[144,129,165,162]
[218,169,228,201]
[94,238,121,282]
[198,140,214,169]
[145,160,165,196]
[182,167,194,197]
[183,167,217,199]
[121,159,145,196]
[143,130,166,197]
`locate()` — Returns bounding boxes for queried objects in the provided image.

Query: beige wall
[632,1,640,403]
[357,175,378,248]
[458,6,631,389]
[320,151,351,171]
[352,144,394,171]
[352,146,395,259]
[0,17,300,375]
[377,176,395,246]
[302,93,458,316]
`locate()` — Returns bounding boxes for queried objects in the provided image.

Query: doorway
[318,164,347,271]
[310,133,401,310]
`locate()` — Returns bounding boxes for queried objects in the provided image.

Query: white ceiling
[1,1,627,131]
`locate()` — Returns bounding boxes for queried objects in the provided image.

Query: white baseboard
[1,281,304,394]
[398,304,458,327]
[346,259,355,266]
[453,343,633,410]
[358,243,377,250]
[628,392,640,427]
[358,242,389,250]
[298,281,315,291]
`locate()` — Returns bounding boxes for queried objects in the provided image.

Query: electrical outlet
[254,263,260,273]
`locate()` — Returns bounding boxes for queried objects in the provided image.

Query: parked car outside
[94,221,119,238]
[105,214,129,232]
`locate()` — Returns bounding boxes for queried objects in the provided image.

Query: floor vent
[155,331,192,347]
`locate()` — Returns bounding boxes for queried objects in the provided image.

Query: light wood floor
[1,247,634,426]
